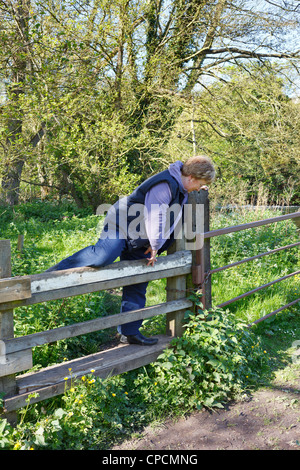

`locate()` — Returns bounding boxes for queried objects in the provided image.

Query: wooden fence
[0,191,299,423]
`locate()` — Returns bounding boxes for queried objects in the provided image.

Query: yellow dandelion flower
[64,377,68,381]
[112,393,116,397]
[90,369,95,373]
[81,376,86,381]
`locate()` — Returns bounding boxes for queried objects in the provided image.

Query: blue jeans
[46,235,149,335]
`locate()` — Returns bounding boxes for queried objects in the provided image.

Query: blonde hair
[182,155,215,183]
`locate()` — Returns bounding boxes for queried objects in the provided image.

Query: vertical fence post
[187,189,211,311]
[0,240,17,424]
[166,237,187,337]
[17,234,24,253]
[201,189,211,310]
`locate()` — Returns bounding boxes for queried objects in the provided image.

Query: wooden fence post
[0,240,17,424]
[187,189,211,310]
[166,237,187,337]
[166,189,212,336]
[17,234,24,253]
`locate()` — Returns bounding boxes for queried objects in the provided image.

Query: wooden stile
[0,247,194,415]
[1,197,298,418]
[4,298,192,355]
[0,250,192,311]
[0,191,211,416]
[4,335,174,412]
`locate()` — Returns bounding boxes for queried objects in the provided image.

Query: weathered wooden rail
[0,191,299,423]
[0,242,193,417]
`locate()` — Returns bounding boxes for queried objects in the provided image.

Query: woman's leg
[119,284,148,336]
[45,236,127,271]
[119,247,157,344]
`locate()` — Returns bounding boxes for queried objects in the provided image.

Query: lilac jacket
[144,161,188,251]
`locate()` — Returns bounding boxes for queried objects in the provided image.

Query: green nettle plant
[142,292,271,412]
[0,294,277,450]
[1,203,296,450]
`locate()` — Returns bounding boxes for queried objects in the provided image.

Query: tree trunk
[1,0,30,205]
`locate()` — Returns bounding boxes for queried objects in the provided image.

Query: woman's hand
[144,246,158,267]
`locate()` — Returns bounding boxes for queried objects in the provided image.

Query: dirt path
[113,374,300,451]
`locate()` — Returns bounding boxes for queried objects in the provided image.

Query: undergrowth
[0,200,299,450]
[0,295,272,450]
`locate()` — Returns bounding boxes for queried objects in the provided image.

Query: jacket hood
[168,160,186,195]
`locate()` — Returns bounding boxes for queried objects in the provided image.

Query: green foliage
[0,201,120,366]
[167,64,300,205]
[140,300,271,414]
[0,202,298,449]
[209,207,299,323]
[0,369,163,450]
[1,2,299,206]
[0,303,273,450]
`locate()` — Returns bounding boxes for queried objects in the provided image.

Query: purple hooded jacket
[144,161,188,251]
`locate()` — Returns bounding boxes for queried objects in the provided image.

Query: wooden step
[3,335,174,412]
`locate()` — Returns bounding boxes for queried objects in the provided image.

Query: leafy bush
[0,300,272,450]
[0,370,155,450]
[139,295,272,413]
[0,203,297,449]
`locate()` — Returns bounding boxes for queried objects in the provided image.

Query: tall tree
[0,0,299,206]
[167,63,300,204]
[0,0,31,205]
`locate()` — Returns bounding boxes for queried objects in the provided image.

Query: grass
[210,207,299,323]
[0,200,299,450]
